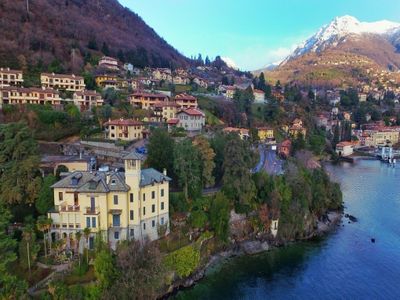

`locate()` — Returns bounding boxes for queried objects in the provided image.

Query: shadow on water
[174,237,330,300]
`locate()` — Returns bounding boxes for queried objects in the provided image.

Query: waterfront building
[48,152,171,249]
[335,141,354,157]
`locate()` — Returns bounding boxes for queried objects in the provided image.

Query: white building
[335,141,354,157]
[99,56,119,71]
[176,108,205,132]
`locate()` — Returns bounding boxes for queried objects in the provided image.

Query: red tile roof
[177,108,205,117]
[175,93,197,101]
[131,92,168,99]
[167,118,179,125]
[41,73,83,80]
[104,119,143,126]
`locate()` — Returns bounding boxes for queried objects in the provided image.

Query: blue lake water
[175,159,400,299]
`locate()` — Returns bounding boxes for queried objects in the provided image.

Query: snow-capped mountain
[282,15,400,65]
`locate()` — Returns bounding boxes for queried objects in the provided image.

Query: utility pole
[26,0,30,14]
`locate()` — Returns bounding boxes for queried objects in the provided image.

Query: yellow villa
[371,130,399,147]
[129,91,169,109]
[41,73,85,92]
[104,118,146,141]
[257,127,275,142]
[95,74,118,89]
[48,152,171,249]
[154,101,178,122]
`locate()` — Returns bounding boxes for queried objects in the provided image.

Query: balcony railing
[85,207,100,215]
[59,205,80,212]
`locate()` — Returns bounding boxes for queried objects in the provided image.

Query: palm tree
[83,227,91,265]
[75,231,82,267]
[37,216,48,258]
[22,227,34,275]
[46,217,53,255]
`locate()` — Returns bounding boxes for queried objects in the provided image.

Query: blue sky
[119,0,400,70]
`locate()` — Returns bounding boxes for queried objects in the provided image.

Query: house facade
[223,127,250,140]
[0,86,62,108]
[253,89,266,103]
[174,93,198,109]
[0,68,23,87]
[99,56,119,71]
[335,141,354,157]
[73,90,104,111]
[176,108,205,132]
[130,92,169,109]
[153,101,178,122]
[104,119,145,141]
[257,127,274,142]
[95,75,118,89]
[41,73,85,92]
[48,153,171,249]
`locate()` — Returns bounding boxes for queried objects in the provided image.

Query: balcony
[60,205,80,212]
[85,207,100,215]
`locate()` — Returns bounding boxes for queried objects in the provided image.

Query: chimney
[163,168,167,176]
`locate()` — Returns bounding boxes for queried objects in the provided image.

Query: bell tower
[124,152,142,191]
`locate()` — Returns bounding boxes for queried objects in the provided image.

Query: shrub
[164,245,200,278]
[189,210,208,229]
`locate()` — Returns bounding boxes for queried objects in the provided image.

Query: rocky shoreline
[161,210,342,299]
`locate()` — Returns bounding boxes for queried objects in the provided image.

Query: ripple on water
[174,160,400,299]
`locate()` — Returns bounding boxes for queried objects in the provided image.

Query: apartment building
[41,73,85,92]
[98,56,119,71]
[104,119,145,141]
[153,101,179,122]
[129,92,169,109]
[0,86,62,108]
[48,152,171,249]
[174,93,198,109]
[73,90,104,111]
[0,68,23,87]
[176,108,205,132]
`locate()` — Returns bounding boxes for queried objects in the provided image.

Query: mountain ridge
[0,0,189,72]
[257,15,400,86]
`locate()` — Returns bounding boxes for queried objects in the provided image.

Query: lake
[174,159,400,299]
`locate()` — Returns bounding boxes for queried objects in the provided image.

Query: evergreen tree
[146,129,175,175]
[222,135,256,211]
[210,192,230,242]
[0,123,41,205]
[174,139,202,200]
[0,206,27,299]
[193,136,216,188]
[205,56,211,66]
[101,42,110,56]
[36,175,57,215]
